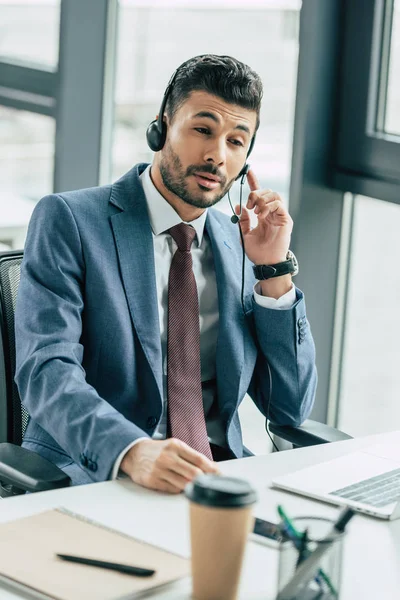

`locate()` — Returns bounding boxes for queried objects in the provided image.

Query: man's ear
[154,112,170,125]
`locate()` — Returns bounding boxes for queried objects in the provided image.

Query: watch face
[287,250,299,277]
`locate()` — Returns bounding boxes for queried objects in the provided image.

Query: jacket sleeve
[14,194,149,482]
[247,289,317,427]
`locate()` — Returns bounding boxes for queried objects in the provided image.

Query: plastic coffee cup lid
[185,474,257,508]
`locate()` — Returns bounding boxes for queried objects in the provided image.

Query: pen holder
[276,516,346,600]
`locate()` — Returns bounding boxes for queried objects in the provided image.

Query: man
[15,55,317,493]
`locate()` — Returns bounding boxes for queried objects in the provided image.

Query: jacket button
[146,416,157,428]
[91,462,98,472]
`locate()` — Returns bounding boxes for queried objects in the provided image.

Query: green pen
[277,505,338,598]
[277,505,302,538]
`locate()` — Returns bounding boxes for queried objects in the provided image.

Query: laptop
[272,431,400,520]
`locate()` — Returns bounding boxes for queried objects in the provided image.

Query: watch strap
[252,251,298,280]
[252,260,295,280]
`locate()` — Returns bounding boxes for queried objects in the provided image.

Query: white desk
[1,431,400,599]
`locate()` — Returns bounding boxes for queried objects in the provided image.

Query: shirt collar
[140,164,207,245]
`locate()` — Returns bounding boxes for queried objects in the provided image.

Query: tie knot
[168,223,196,252]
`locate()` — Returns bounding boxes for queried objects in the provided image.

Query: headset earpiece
[146,69,179,152]
[146,118,167,152]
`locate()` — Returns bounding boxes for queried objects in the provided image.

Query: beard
[158,141,236,209]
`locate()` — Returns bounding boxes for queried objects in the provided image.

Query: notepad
[0,508,189,600]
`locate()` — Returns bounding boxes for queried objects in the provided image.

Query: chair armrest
[0,443,71,494]
[268,419,353,447]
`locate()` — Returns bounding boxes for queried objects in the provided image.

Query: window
[0,0,61,68]
[385,0,400,135]
[113,0,301,204]
[338,195,400,437]
[334,0,400,201]
[0,107,55,249]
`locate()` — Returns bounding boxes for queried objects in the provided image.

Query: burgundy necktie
[167,223,213,460]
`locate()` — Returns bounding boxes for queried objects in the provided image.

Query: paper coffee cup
[185,474,257,600]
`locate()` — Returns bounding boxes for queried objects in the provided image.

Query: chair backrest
[0,250,28,445]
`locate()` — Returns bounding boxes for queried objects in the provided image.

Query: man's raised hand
[234,168,293,266]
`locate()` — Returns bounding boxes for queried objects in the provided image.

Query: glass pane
[339,195,400,437]
[113,0,301,205]
[0,106,55,250]
[0,0,61,68]
[113,0,300,452]
[385,0,400,134]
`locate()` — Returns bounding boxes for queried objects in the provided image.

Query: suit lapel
[206,211,254,416]
[109,165,163,401]
[107,168,256,424]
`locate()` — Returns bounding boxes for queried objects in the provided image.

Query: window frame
[334,0,400,203]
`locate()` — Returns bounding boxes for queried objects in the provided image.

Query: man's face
[157,90,258,209]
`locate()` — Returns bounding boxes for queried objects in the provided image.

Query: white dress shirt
[111,165,296,478]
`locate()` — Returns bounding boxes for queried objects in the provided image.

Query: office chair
[268,419,351,449]
[0,250,71,497]
[0,250,350,497]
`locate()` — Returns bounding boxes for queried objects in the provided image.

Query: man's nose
[204,139,226,166]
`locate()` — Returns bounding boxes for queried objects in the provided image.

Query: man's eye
[195,127,210,135]
[230,139,244,147]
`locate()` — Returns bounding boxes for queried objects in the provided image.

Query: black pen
[56,554,156,577]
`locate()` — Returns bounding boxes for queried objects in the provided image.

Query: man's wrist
[258,274,293,299]
[112,438,148,479]
[260,255,287,264]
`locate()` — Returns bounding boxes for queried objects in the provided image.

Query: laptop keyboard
[330,467,400,508]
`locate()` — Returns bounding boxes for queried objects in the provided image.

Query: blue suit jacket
[15,164,317,485]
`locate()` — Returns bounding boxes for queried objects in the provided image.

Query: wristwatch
[252,250,299,280]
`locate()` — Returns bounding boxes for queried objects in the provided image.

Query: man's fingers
[234,205,251,236]
[246,168,260,192]
[248,190,276,210]
[255,199,281,215]
[154,478,182,494]
[257,200,288,223]
[160,469,192,492]
[253,193,281,211]
[173,439,219,473]
[163,453,203,481]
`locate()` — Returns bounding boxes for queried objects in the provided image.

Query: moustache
[186,164,227,187]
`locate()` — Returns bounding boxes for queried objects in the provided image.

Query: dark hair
[166,54,263,132]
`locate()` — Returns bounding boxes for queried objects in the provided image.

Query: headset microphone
[235,161,250,182]
[229,163,250,223]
